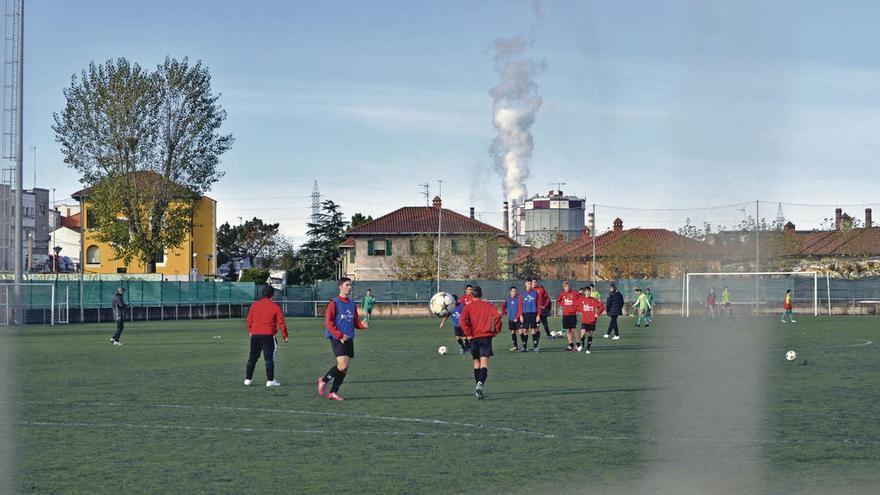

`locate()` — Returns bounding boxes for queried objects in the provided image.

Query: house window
[86,245,101,265]
[154,250,166,265]
[349,248,356,263]
[116,267,127,274]
[86,209,99,229]
[451,239,476,255]
[368,239,392,256]
[409,239,434,255]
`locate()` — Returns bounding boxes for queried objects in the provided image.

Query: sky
[11,0,880,245]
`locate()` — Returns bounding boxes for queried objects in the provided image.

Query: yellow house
[72,179,217,278]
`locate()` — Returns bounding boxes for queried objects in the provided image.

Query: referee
[244,285,288,387]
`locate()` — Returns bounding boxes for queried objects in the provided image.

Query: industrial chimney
[503,201,509,235]
[866,208,873,228]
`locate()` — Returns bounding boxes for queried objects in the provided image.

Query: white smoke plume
[489,35,544,206]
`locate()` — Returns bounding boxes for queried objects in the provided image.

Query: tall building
[0,185,50,271]
[513,189,586,247]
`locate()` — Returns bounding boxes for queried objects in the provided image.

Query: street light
[53,245,62,272]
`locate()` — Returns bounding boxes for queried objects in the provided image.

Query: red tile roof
[510,228,709,264]
[788,228,880,256]
[348,206,509,236]
[60,212,81,229]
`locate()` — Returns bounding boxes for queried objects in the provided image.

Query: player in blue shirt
[502,286,523,352]
[440,295,469,354]
[519,280,541,352]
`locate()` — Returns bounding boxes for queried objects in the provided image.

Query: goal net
[0,283,69,325]
[683,272,822,317]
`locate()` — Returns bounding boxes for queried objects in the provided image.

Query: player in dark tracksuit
[604,284,625,340]
[244,285,289,387]
[110,287,127,345]
[317,277,369,401]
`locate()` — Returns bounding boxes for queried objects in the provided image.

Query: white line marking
[7,400,554,438]
[11,420,480,437]
[9,401,880,446]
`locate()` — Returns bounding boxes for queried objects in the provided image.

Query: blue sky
[15,0,880,244]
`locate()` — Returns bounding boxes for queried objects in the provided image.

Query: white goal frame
[683,271,820,317]
[1,283,69,325]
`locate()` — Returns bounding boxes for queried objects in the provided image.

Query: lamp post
[53,245,61,273]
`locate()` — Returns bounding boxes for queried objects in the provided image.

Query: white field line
[8,400,554,438]
[11,420,480,438]
[8,401,880,446]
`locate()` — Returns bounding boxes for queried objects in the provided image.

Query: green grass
[3,315,879,494]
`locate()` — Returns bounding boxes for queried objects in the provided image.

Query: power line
[594,201,753,212]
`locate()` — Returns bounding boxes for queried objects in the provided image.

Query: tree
[53,57,233,271]
[216,222,237,266]
[237,218,281,268]
[294,200,348,283]
[349,213,373,230]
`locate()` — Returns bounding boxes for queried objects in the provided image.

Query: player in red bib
[578,292,605,354]
[556,281,581,351]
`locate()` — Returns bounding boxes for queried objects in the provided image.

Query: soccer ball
[429,292,456,317]
[785,350,797,361]
[438,346,448,355]
[553,331,564,337]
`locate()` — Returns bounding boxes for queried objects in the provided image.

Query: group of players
[440,279,655,357]
[240,277,656,402]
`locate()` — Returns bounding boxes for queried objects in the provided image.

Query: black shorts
[470,337,494,359]
[562,314,578,329]
[522,312,538,328]
[454,326,465,337]
[541,307,551,318]
[508,320,521,331]
[331,338,355,358]
[581,322,596,332]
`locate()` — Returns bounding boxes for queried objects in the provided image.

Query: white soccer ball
[429,291,456,317]
[438,346,448,355]
[785,350,797,362]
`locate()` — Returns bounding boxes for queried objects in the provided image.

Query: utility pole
[591,203,597,285]
[755,200,760,313]
[12,0,24,323]
[436,180,443,293]
[29,144,34,187]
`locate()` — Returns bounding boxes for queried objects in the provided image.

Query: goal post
[0,282,69,325]
[683,271,822,317]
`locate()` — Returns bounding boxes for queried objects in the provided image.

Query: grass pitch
[4,315,879,494]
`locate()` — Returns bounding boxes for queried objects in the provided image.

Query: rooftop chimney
[835,208,842,230]
[503,201,509,235]
[469,207,475,219]
[432,196,442,208]
[613,217,623,233]
[866,208,873,228]
[784,221,795,233]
